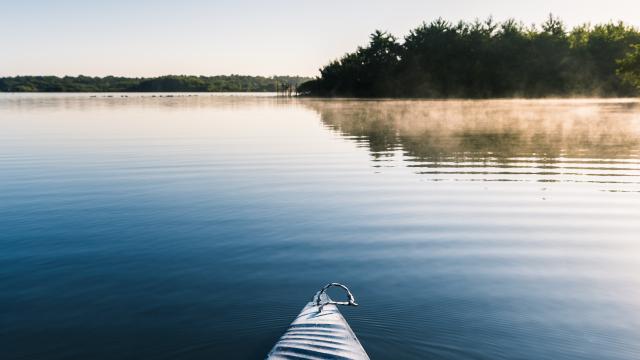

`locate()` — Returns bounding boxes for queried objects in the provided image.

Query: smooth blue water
[2,94,640,359]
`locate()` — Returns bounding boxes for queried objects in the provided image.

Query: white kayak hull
[266,286,370,360]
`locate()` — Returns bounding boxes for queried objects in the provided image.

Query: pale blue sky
[1,0,639,77]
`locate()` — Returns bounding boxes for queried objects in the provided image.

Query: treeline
[299,16,640,98]
[0,75,310,92]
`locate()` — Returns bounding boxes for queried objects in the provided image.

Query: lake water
[2,94,640,360]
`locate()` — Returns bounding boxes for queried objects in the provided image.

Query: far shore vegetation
[0,75,310,93]
[4,16,640,99]
[299,15,640,98]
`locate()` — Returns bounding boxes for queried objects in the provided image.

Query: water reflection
[2,95,640,360]
[305,99,640,189]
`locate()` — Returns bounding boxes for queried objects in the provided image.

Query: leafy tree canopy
[300,15,640,98]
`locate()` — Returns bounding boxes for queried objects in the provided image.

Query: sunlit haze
[2,0,640,77]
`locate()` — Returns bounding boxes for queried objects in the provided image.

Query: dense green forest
[299,16,640,97]
[0,75,309,92]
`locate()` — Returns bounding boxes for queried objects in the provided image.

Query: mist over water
[310,99,640,188]
[1,94,640,360]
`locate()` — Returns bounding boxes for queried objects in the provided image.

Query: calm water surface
[2,94,640,359]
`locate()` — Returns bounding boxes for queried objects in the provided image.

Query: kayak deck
[266,285,370,360]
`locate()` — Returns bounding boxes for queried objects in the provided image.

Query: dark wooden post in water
[276,81,295,97]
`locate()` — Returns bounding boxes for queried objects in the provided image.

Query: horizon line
[0,73,317,78]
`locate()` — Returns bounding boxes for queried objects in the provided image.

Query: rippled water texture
[2,94,640,359]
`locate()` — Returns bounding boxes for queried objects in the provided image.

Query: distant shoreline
[2,92,639,101]
[0,90,279,93]
[0,75,310,93]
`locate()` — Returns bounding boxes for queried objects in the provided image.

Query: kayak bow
[266,283,370,360]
